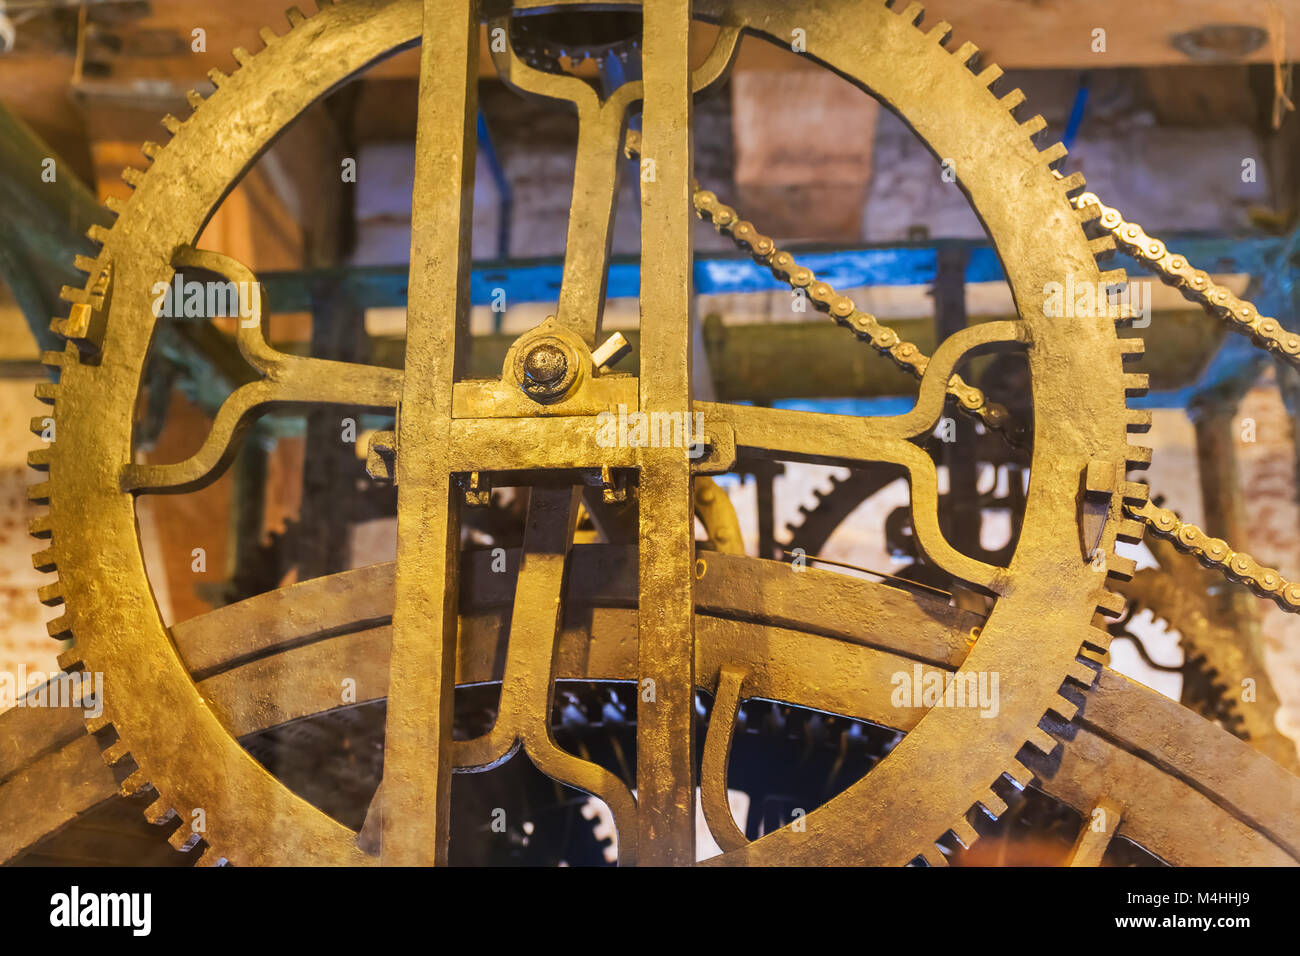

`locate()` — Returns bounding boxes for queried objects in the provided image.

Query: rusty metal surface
[18,0,1300,867]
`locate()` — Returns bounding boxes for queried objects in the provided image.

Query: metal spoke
[121,246,400,494]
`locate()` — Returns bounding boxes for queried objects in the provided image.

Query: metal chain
[1073,191,1300,364]
[627,129,1300,614]
[1069,191,1300,612]
[1130,499,1300,611]
[623,130,1022,445]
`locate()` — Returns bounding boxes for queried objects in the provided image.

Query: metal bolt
[522,344,568,386]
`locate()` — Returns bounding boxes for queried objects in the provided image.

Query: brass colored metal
[23,0,1298,869]
[454,316,637,418]
[700,664,750,852]
[488,14,739,346]
[634,0,698,866]
[1075,190,1300,365]
[1131,498,1300,611]
[381,0,481,866]
[7,553,1300,866]
[694,477,744,554]
[1067,799,1123,867]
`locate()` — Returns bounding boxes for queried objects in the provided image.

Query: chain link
[1074,191,1300,363]
[1130,499,1300,611]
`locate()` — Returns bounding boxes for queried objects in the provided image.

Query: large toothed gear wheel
[29,0,1190,866]
[7,553,1300,865]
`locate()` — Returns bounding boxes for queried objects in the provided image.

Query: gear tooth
[952,40,980,65]
[919,845,948,867]
[27,448,50,470]
[41,349,65,368]
[1123,373,1149,398]
[1080,643,1109,665]
[29,513,52,539]
[999,87,1026,114]
[194,847,226,867]
[259,26,279,47]
[144,797,178,825]
[1051,690,1082,721]
[1114,303,1140,326]
[1099,268,1127,290]
[161,114,183,135]
[950,819,979,849]
[1038,141,1067,169]
[1026,726,1058,755]
[73,254,97,274]
[59,284,87,306]
[56,650,82,674]
[1089,235,1117,259]
[83,714,112,735]
[1105,553,1137,580]
[1074,199,1102,224]
[37,581,63,606]
[232,46,254,66]
[1116,517,1145,543]
[1126,444,1153,469]
[45,613,71,639]
[1119,337,1145,359]
[978,791,1008,819]
[187,89,204,110]
[121,166,145,187]
[927,21,952,45]
[32,547,58,572]
[286,6,308,26]
[1067,659,1099,688]
[976,64,1003,88]
[34,383,58,405]
[897,2,925,26]
[141,141,162,160]
[104,195,125,214]
[1058,171,1088,197]
[102,739,131,766]
[27,481,50,503]
[1021,114,1047,139]
[1120,480,1148,505]
[29,414,54,436]
[167,827,203,851]
[208,67,229,87]
[119,769,150,797]
[87,223,110,245]
[1086,616,1115,645]
[1004,759,1035,788]
[1095,588,1127,618]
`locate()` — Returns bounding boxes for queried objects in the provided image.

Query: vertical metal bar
[636,0,697,865]
[381,0,479,866]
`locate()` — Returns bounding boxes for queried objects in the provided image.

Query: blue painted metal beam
[258,234,1285,313]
